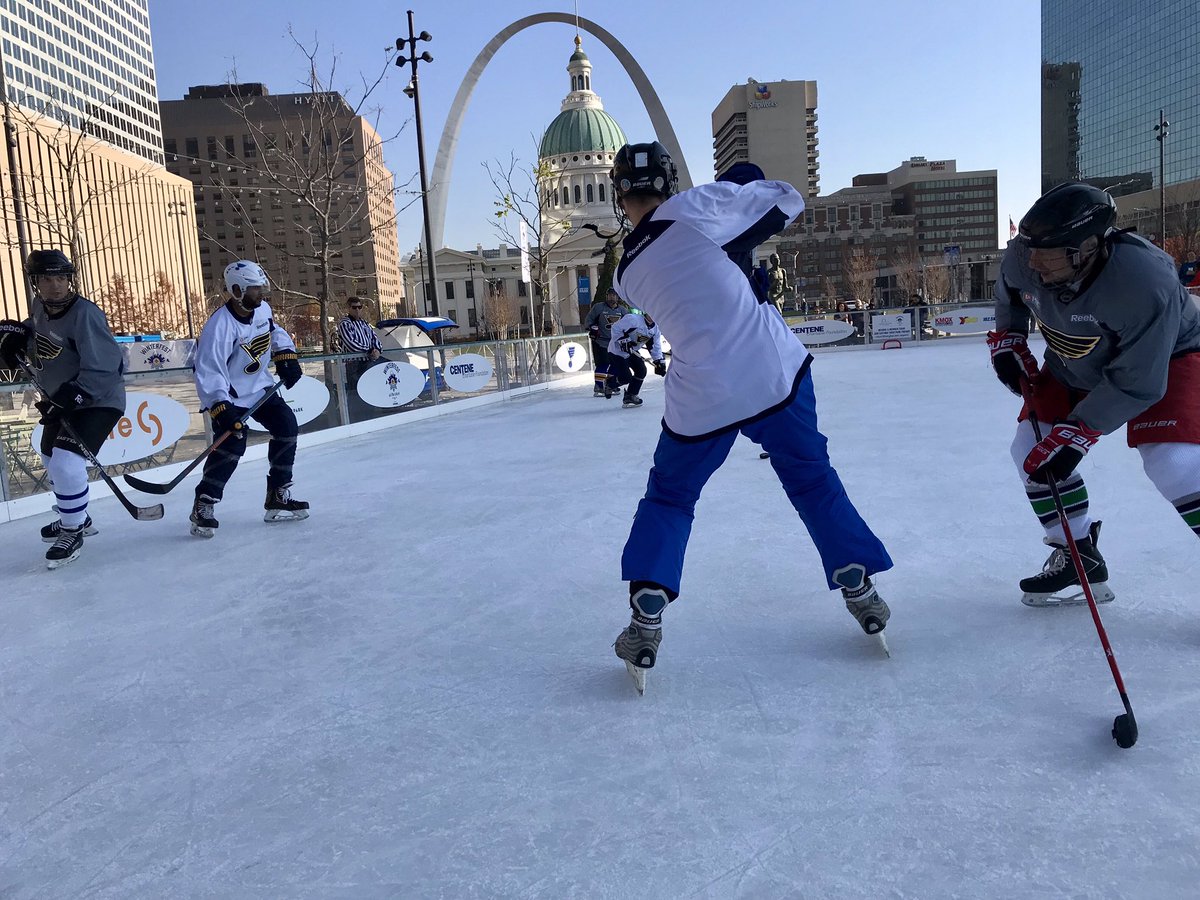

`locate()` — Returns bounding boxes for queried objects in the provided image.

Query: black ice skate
[41,515,97,543]
[834,563,891,657]
[190,494,219,539]
[264,483,309,523]
[622,391,643,408]
[604,380,614,399]
[45,526,84,569]
[614,623,661,695]
[593,383,605,397]
[1020,521,1114,608]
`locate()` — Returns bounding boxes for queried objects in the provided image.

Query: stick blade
[122,473,173,495]
[135,503,165,521]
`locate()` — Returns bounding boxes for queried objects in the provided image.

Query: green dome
[569,48,588,62]
[539,107,627,159]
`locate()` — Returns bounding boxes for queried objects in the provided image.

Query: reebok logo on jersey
[1070,314,1097,323]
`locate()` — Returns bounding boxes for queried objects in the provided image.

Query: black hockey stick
[1021,380,1137,749]
[15,358,164,521]
[122,380,284,496]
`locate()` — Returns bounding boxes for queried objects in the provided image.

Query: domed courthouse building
[402,36,629,337]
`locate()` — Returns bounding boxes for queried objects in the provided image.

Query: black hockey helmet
[716,161,765,186]
[611,141,679,201]
[25,249,76,278]
[1017,182,1117,250]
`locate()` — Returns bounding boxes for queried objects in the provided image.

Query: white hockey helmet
[224,260,270,295]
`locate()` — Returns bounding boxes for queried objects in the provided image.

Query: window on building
[466,280,474,299]
[598,183,606,203]
[573,184,581,204]
[585,183,594,203]
[468,307,478,327]
[445,280,455,300]
[562,186,569,205]
[206,136,217,160]
[447,308,457,323]
[517,281,527,297]
[224,136,235,158]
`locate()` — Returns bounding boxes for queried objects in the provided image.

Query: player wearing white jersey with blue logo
[188,260,308,537]
[608,142,893,692]
[604,309,665,406]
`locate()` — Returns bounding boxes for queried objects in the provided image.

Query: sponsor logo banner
[357,361,426,408]
[122,339,195,372]
[554,341,588,373]
[32,391,190,465]
[247,375,329,428]
[443,353,494,393]
[871,313,912,343]
[788,318,857,345]
[930,308,997,335]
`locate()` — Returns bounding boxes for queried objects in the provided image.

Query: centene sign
[31,391,190,466]
[443,353,494,392]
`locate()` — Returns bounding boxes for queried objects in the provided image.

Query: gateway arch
[426,12,693,250]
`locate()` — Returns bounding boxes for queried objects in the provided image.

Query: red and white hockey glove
[1023,419,1101,484]
[987,330,1040,396]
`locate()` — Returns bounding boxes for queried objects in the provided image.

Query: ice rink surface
[2,338,1199,898]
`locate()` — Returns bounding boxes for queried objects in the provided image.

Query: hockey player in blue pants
[609,142,893,692]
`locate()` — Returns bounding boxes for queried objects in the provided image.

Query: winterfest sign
[32,391,190,465]
[357,360,426,408]
[930,308,997,335]
[123,339,195,373]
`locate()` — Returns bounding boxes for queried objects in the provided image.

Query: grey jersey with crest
[25,295,126,412]
[994,231,1200,434]
[584,301,629,342]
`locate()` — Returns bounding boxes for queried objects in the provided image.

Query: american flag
[1009,216,1017,240]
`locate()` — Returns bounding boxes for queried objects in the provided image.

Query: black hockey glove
[36,380,90,423]
[208,401,248,437]
[273,351,302,389]
[588,324,601,339]
[986,330,1040,396]
[652,359,667,377]
[0,319,30,369]
[618,339,636,354]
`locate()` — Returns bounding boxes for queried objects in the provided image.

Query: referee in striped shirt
[337,297,382,361]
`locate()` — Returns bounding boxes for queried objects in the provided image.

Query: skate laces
[51,528,81,551]
[195,496,216,518]
[1038,544,1069,577]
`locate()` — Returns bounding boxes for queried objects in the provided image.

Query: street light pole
[395,11,440,335]
[167,199,196,338]
[1154,109,1169,248]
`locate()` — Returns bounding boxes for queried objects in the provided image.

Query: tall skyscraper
[1042,0,1200,196]
[711,79,819,197]
[0,0,162,162]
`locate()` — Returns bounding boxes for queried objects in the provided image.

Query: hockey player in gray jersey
[0,250,126,568]
[989,182,1200,605]
[583,287,629,396]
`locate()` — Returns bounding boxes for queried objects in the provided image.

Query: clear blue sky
[147,0,1041,254]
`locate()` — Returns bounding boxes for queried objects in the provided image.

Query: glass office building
[1042,0,1200,196]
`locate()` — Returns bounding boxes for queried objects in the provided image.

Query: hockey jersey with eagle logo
[25,295,125,412]
[193,300,297,410]
[994,231,1200,434]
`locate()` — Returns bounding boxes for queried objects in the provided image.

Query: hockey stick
[123,380,284,496]
[1021,380,1137,749]
[15,357,164,521]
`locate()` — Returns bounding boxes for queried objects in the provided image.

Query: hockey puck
[759,452,770,459]
[1112,713,1138,749]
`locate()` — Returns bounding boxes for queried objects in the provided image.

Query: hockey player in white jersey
[607,142,893,692]
[188,260,308,537]
[604,310,666,406]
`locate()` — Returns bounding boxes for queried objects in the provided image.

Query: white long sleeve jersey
[193,301,297,410]
[607,312,663,361]
[613,180,808,440]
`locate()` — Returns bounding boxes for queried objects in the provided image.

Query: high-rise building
[711,79,818,197]
[160,84,403,332]
[0,0,198,327]
[1042,0,1200,196]
[0,0,162,162]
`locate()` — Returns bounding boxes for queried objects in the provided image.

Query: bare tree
[2,96,159,296]
[890,242,923,305]
[480,282,520,340]
[841,245,877,307]
[923,263,951,303]
[485,152,575,336]
[1164,183,1200,266]
[207,32,412,351]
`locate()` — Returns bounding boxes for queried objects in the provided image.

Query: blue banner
[577,275,591,306]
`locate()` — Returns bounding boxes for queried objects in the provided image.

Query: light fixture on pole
[395,11,441,337]
[1154,109,1169,248]
[167,199,196,338]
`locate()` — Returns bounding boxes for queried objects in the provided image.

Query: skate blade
[874,631,891,657]
[46,552,81,570]
[190,524,215,539]
[1022,583,1115,608]
[624,660,647,695]
[263,510,310,523]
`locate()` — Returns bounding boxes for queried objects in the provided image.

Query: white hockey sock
[46,448,89,528]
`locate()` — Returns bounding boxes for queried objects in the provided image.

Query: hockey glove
[209,401,248,437]
[652,359,667,377]
[1023,419,1101,484]
[35,380,91,424]
[588,324,601,339]
[273,351,302,389]
[987,330,1041,396]
[0,319,31,369]
[617,339,636,355]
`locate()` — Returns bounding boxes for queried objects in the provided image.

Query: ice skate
[1020,521,1114,608]
[45,526,84,569]
[614,623,661,695]
[41,514,97,543]
[264,483,309,523]
[622,391,643,408]
[835,564,891,657]
[190,494,219,538]
[603,380,614,399]
[593,382,605,397]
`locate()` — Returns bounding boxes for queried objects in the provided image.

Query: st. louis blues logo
[34,333,63,361]
[240,332,272,374]
[754,84,771,100]
[1037,319,1101,360]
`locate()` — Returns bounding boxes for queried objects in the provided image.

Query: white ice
[2,338,1199,898]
